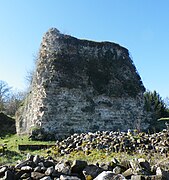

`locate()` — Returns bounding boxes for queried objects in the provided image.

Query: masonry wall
[16,28,150,140]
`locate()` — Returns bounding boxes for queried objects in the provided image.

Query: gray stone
[112,174,126,180]
[45,166,54,176]
[71,160,87,174]
[51,170,60,178]
[138,158,151,172]
[122,168,133,178]
[60,174,81,180]
[131,175,142,180]
[4,170,14,180]
[40,176,52,180]
[0,166,7,176]
[94,171,115,180]
[41,166,47,172]
[15,160,30,169]
[43,160,55,168]
[99,163,113,171]
[131,175,162,180]
[33,155,41,165]
[26,153,34,161]
[55,161,71,175]
[31,171,45,179]
[156,167,169,179]
[21,166,32,172]
[113,166,122,174]
[34,166,42,172]
[94,171,126,180]
[15,170,27,179]
[83,164,104,179]
[20,172,31,179]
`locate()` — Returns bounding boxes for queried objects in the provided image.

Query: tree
[164,97,169,109]
[25,53,38,88]
[0,80,11,112]
[5,90,26,116]
[144,90,169,131]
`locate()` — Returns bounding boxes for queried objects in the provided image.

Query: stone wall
[16,28,150,140]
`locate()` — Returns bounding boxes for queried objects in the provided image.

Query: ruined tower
[16,28,149,140]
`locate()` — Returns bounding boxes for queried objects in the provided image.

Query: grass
[48,146,165,166]
[0,134,168,169]
[0,134,55,165]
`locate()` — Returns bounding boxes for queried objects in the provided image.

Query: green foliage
[144,90,169,131]
[0,80,25,116]
[5,91,25,116]
[0,80,11,112]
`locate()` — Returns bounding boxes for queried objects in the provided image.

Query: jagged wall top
[37,28,145,97]
[40,27,130,58]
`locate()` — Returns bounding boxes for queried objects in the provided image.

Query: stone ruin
[16,28,150,140]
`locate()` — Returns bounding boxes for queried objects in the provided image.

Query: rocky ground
[55,130,169,156]
[1,130,169,179]
[0,153,168,180]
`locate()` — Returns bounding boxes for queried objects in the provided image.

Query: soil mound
[0,112,16,136]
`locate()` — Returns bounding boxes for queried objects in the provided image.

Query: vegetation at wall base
[0,130,169,168]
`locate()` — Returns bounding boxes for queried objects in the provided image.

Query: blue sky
[0,0,168,98]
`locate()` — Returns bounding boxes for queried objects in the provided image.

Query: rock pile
[0,153,167,180]
[55,130,169,156]
[1,130,169,179]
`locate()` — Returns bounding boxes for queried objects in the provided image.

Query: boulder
[94,171,126,180]
[83,164,104,179]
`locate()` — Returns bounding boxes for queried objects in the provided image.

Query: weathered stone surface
[20,172,31,179]
[55,161,71,175]
[60,174,81,180]
[71,160,88,174]
[0,166,7,176]
[31,171,45,179]
[93,171,115,180]
[16,28,151,140]
[21,165,32,172]
[138,158,151,173]
[43,160,55,168]
[113,166,122,174]
[94,171,126,180]
[1,153,169,180]
[45,166,54,176]
[131,175,162,180]
[40,176,52,180]
[122,168,133,178]
[83,164,104,179]
[4,169,14,180]
[33,154,41,165]
[50,130,169,157]
[15,160,30,169]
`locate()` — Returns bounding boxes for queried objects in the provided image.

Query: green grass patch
[0,134,168,168]
[0,134,55,165]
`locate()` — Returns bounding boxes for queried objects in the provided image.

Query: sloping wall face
[16,28,149,140]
